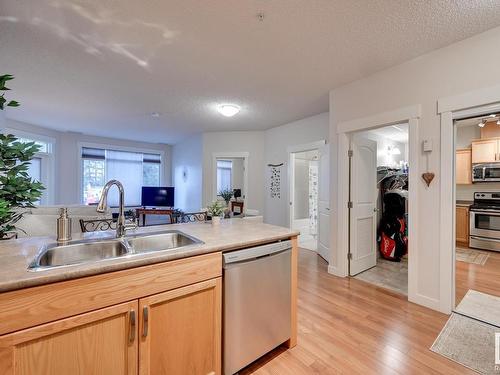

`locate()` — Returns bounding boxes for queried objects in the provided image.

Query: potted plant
[219,189,233,218]
[0,74,20,111]
[207,200,225,226]
[219,189,233,205]
[0,74,44,240]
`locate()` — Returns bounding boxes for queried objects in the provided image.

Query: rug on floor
[353,257,408,295]
[456,247,490,265]
[431,313,498,374]
[456,290,500,327]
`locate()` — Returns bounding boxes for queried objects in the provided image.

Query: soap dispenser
[57,207,72,242]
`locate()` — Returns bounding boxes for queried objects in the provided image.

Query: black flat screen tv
[141,187,174,207]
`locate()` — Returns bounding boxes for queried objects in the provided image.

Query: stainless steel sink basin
[28,230,203,271]
[126,231,201,253]
[29,240,130,270]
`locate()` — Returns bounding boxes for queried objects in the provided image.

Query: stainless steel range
[469,192,500,252]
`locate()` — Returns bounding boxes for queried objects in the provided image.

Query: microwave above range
[472,163,500,182]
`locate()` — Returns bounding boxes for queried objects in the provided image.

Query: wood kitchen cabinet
[139,278,221,375]
[0,301,138,375]
[456,148,472,184]
[471,138,500,163]
[456,206,470,247]
[0,252,223,375]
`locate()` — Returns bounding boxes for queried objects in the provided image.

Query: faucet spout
[96,180,128,237]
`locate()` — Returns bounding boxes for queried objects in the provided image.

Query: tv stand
[136,207,176,226]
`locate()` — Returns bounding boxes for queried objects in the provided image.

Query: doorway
[453,113,500,311]
[212,152,248,215]
[291,150,319,251]
[348,123,410,296]
[288,141,330,262]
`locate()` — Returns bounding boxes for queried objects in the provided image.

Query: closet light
[386,146,401,156]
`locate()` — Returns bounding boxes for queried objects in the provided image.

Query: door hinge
[348,253,353,260]
[348,150,353,157]
[347,201,353,208]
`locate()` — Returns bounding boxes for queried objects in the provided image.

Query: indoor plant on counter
[0,74,44,240]
[219,188,233,218]
[207,200,226,226]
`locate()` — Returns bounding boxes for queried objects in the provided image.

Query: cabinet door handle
[142,306,149,337]
[129,310,136,343]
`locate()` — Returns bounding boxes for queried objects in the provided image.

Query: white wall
[456,125,480,149]
[2,118,172,205]
[329,26,500,312]
[264,112,329,227]
[202,131,265,214]
[172,134,203,212]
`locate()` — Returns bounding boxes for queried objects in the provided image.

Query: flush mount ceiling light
[217,104,240,117]
[151,112,161,118]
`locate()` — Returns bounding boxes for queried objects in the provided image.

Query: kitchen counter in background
[0,219,299,292]
[456,200,473,207]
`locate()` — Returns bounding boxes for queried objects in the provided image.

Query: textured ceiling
[2,1,500,144]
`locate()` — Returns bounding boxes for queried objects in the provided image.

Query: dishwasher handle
[223,240,292,266]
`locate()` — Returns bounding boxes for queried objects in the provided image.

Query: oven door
[470,209,500,239]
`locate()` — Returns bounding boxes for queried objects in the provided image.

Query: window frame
[78,142,165,206]
[3,128,56,205]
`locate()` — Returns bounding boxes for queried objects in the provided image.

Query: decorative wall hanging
[268,163,283,199]
[422,139,435,187]
[422,172,435,187]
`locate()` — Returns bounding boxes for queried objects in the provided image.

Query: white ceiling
[2,1,500,144]
[365,123,409,144]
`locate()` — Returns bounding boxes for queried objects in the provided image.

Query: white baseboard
[328,264,347,277]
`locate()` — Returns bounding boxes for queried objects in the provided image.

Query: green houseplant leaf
[0,75,42,239]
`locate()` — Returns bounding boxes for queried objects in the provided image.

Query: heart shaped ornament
[422,172,435,187]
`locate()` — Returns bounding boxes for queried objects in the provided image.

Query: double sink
[28,230,203,271]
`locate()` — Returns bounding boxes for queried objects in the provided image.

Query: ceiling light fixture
[151,112,161,118]
[387,146,401,156]
[497,120,500,126]
[478,121,486,128]
[391,147,401,155]
[217,104,240,117]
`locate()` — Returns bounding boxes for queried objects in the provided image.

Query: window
[3,130,55,205]
[216,160,232,193]
[81,146,162,206]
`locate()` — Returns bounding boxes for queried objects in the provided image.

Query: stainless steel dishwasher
[223,240,291,375]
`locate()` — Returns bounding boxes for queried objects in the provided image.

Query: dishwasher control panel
[223,240,292,265]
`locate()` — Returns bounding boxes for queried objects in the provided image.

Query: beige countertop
[0,219,299,293]
[456,200,473,207]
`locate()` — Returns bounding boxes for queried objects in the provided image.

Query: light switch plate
[423,139,433,152]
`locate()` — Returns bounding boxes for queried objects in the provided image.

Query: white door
[317,144,330,262]
[349,135,377,276]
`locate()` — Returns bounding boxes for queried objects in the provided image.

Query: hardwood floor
[455,248,500,305]
[241,249,474,375]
